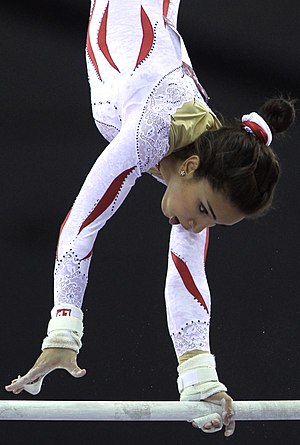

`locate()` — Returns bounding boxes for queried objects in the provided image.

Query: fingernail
[225,429,233,437]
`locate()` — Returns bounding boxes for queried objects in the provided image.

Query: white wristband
[41,329,82,353]
[47,316,83,337]
[50,303,83,321]
[177,353,217,392]
[41,304,84,353]
[177,353,227,400]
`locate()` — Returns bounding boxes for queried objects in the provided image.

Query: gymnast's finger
[5,365,49,394]
[222,397,235,437]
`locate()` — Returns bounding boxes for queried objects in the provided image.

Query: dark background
[1,1,299,444]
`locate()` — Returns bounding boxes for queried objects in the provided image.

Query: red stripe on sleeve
[78,166,135,234]
[171,251,209,314]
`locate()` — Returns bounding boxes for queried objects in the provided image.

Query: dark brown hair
[174,97,296,217]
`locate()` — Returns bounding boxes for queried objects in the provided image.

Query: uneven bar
[0,400,299,421]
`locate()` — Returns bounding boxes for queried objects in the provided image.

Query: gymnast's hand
[178,353,235,436]
[200,391,235,437]
[5,348,86,395]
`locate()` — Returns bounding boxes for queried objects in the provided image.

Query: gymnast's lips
[169,216,180,225]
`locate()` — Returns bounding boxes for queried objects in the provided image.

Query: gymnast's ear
[180,155,200,175]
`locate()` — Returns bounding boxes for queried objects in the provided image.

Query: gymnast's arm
[165,224,235,436]
[5,123,149,395]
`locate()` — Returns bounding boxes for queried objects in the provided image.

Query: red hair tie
[241,121,268,145]
[241,112,272,146]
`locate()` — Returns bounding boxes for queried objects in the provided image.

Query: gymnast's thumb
[69,366,87,378]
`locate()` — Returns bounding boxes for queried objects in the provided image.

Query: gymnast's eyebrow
[207,200,217,220]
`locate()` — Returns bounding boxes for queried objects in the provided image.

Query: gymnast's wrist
[177,353,227,400]
[41,304,84,354]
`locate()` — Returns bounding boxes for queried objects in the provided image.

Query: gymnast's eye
[199,203,208,215]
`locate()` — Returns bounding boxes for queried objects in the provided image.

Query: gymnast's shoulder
[169,99,222,154]
[148,99,221,180]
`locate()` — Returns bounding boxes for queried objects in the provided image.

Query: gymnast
[6,0,295,437]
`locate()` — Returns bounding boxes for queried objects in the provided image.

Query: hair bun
[259,96,296,135]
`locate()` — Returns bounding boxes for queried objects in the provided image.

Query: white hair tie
[241,112,273,146]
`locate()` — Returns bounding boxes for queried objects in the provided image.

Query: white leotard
[54,0,212,358]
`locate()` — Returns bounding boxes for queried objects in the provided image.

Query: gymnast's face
[160,155,245,233]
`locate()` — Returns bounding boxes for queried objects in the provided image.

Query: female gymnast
[5,0,295,437]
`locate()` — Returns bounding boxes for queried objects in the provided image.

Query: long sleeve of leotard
[54,123,142,308]
[165,225,211,358]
